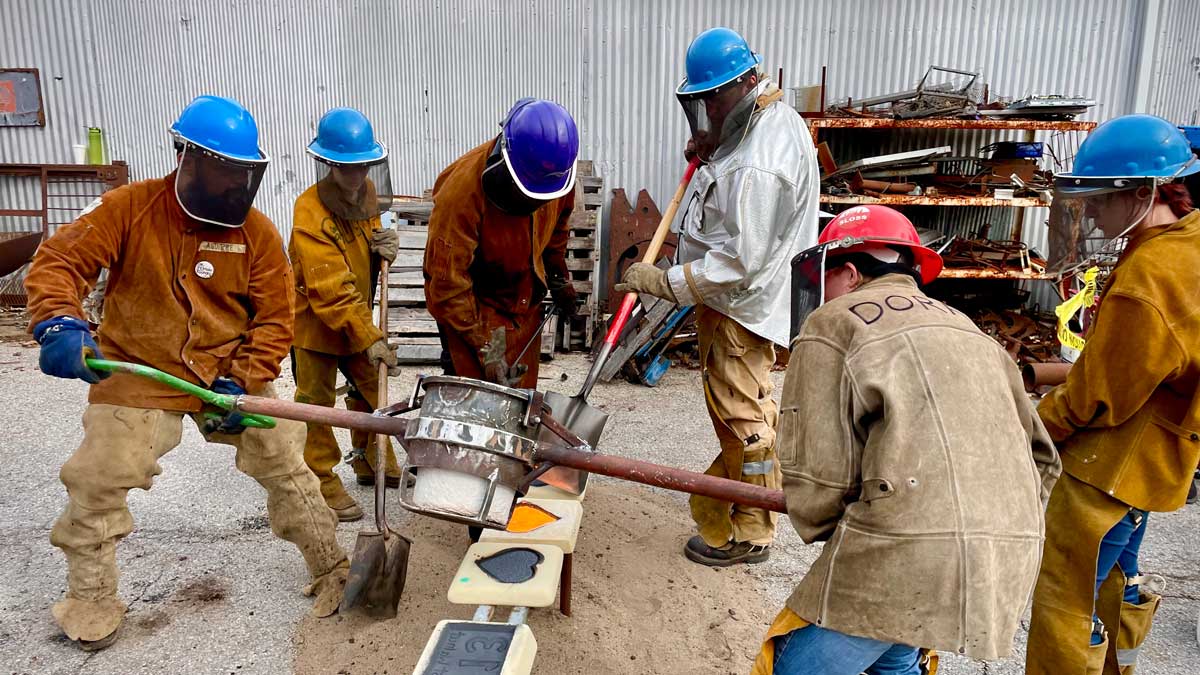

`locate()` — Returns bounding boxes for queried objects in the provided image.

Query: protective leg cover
[749,606,939,675]
[50,404,184,641]
[1116,591,1161,674]
[200,384,349,616]
[339,351,400,480]
[1026,473,1131,675]
[293,346,357,508]
[689,306,781,547]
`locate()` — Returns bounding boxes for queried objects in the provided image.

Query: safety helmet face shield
[1047,176,1158,273]
[482,137,548,216]
[174,142,267,228]
[311,153,394,220]
[677,76,760,162]
[789,242,833,341]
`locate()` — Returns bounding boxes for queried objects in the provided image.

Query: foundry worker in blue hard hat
[24,95,348,651]
[1027,114,1200,675]
[615,27,820,566]
[424,98,580,388]
[289,108,403,522]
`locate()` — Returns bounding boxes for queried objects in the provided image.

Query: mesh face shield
[174,143,268,228]
[677,77,761,162]
[313,156,394,221]
[1046,176,1156,274]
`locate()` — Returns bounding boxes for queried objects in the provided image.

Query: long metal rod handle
[375,250,391,536]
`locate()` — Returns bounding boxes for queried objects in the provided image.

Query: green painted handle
[84,359,276,429]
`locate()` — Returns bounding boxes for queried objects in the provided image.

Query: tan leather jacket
[778,274,1061,659]
[1039,209,1200,512]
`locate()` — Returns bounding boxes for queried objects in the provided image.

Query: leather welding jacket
[424,138,573,351]
[1038,209,1200,513]
[25,173,294,411]
[778,274,1061,659]
[668,91,820,348]
[289,182,383,356]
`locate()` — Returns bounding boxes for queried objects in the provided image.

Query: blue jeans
[1090,509,1148,644]
[773,624,923,675]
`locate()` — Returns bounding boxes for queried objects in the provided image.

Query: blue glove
[202,377,248,435]
[32,316,110,384]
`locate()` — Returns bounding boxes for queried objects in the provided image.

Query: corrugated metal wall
[3,0,1198,244]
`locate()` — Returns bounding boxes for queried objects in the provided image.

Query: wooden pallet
[558,161,604,351]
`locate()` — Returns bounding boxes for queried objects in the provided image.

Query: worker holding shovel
[752,205,1061,674]
[24,95,348,651]
[289,107,402,522]
[425,98,580,388]
[614,26,820,566]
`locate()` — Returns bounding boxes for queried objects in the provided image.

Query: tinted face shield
[481,138,547,216]
[1047,176,1156,274]
[314,156,393,221]
[676,76,760,162]
[789,242,834,341]
[175,143,268,227]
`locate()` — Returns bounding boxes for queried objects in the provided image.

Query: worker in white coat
[615,26,820,566]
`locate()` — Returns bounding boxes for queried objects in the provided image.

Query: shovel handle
[579,157,701,399]
[376,241,393,536]
[84,358,276,429]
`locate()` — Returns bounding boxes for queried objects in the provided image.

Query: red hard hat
[818,205,943,283]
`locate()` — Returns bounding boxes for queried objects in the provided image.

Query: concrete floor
[1,347,1198,674]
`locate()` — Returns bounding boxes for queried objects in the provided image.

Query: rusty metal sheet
[0,231,40,278]
[603,188,672,311]
[808,118,1097,132]
[820,194,1046,207]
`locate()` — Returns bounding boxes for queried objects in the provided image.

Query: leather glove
[480,326,527,387]
[201,377,248,435]
[370,228,400,262]
[366,338,401,376]
[613,262,677,302]
[547,275,580,315]
[33,316,111,384]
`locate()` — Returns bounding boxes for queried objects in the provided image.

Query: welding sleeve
[425,186,489,351]
[227,230,296,392]
[1038,292,1185,443]
[668,167,795,307]
[776,334,856,543]
[25,194,129,328]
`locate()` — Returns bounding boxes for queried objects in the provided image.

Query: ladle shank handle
[581,157,701,399]
[533,443,786,514]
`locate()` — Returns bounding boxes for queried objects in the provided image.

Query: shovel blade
[535,391,610,494]
[340,530,412,618]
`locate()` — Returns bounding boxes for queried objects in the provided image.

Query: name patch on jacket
[199,242,247,254]
[848,294,964,325]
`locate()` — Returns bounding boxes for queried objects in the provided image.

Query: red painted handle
[603,157,701,348]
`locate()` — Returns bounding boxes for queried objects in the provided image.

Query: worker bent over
[615,27,819,565]
[1026,115,1200,675]
[750,205,1061,674]
[425,98,579,389]
[25,95,348,651]
[290,107,401,522]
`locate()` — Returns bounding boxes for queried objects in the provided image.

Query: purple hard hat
[500,98,579,200]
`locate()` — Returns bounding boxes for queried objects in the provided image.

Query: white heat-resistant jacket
[668,95,820,348]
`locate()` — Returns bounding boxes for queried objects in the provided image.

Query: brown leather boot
[684,535,770,567]
[324,485,363,522]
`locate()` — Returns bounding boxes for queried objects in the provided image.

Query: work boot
[348,447,403,489]
[684,535,770,567]
[324,485,363,522]
[52,596,126,651]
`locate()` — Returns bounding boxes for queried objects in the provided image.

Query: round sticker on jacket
[195,261,215,279]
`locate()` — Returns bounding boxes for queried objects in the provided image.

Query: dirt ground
[0,307,32,344]
[293,481,774,675]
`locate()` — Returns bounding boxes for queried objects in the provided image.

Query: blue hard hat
[677,27,762,96]
[1063,114,1199,180]
[500,98,579,199]
[169,95,266,162]
[307,108,387,164]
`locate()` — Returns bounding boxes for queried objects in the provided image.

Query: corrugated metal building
[3,0,1199,282]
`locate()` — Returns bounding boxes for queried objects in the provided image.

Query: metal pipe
[1022,362,1072,392]
[234,395,408,436]
[532,443,786,514]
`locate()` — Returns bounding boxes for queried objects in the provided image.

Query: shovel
[547,157,702,450]
[340,259,413,617]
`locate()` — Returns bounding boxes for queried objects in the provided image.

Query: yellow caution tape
[1055,267,1099,360]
